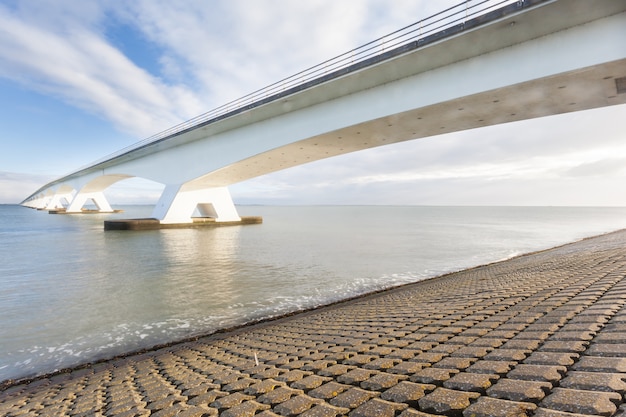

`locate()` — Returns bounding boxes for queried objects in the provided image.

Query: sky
[0,0,624,206]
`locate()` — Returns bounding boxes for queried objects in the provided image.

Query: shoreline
[1,228,623,391]
[3,228,626,416]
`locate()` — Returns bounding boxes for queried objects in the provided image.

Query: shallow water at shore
[2,204,626,382]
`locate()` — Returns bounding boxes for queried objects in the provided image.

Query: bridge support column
[152,185,241,224]
[66,192,114,213]
[46,193,73,210]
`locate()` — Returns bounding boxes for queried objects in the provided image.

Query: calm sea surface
[2,204,626,383]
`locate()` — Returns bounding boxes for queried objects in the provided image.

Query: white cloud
[0,172,55,204]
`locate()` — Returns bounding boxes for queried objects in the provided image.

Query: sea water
[2,204,626,383]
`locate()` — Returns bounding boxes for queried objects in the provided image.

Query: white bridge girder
[21,0,626,224]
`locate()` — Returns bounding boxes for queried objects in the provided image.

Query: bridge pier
[66,191,114,213]
[152,185,241,224]
[46,192,73,210]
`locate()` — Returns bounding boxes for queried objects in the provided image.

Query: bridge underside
[193,60,626,189]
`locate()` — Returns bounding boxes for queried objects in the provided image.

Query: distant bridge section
[22,0,626,224]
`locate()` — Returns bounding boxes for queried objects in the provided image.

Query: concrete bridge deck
[2,229,626,416]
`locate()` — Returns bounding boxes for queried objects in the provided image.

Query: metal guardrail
[25,0,536,202]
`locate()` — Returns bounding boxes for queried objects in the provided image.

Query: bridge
[21,0,626,225]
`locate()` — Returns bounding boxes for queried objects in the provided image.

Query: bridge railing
[70,0,524,175]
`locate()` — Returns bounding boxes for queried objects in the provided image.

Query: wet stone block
[329,387,378,409]
[380,381,435,406]
[274,394,323,416]
[523,352,578,366]
[244,379,285,395]
[308,381,350,400]
[466,360,516,376]
[538,341,588,353]
[593,333,626,344]
[291,375,332,391]
[349,398,408,417]
[559,371,626,394]
[462,396,537,417]
[506,364,566,383]
[336,369,379,386]
[483,349,529,362]
[361,373,407,391]
[220,400,270,417]
[388,361,428,375]
[443,372,499,393]
[410,367,459,385]
[540,387,621,417]
[298,403,349,417]
[534,407,604,417]
[434,357,477,370]
[418,387,480,416]
[487,378,551,403]
[573,356,626,373]
[257,386,303,405]
[586,343,626,357]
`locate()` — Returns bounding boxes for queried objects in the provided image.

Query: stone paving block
[434,357,477,370]
[220,400,271,417]
[466,360,516,376]
[501,339,542,351]
[349,398,408,417]
[380,381,435,406]
[412,352,447,364]
[291,375,332,391]
[443,372,499,393]
[462,396,537,417]
[418,387,480,416]
[506,364,566,383]
[318,364,356,377]
[363,358,400,371]
[560,371,626,393]
[388,361,429,375]
[410,368,459,385]
[431,344,463,355]
[301,360,337,372]
[548,331,595,341]
[538,341,588,353]
[244,379,286,395]
[187,389,227,406]
[360,372,407,391]
[257,386,304,405]
[587,343,626,357]
[210,391,254,411]
[299,403,350,417]
[469,338,506,348]
[487,378,551,402]
[573,356,626,372]
[337,369,379,386]
[275,369,312,383]
[450,346,492,358]
[603,323,626,332]
[274,394,323,416]
[593,333,626,344]
[223,377,257,392]
[329,387,378,409]
[540,387,621,417]
[523,352,578,366]
[533,407,601,417]
[308,381,350,400]
[483,349,529,362]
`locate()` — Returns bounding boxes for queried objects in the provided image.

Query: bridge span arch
[22,0,626,224]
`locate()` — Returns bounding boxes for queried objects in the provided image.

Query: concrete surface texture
[2,229,626,416]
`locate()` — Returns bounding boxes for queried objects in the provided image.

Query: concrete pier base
[48,208,124,214]
[104,216,263,230]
